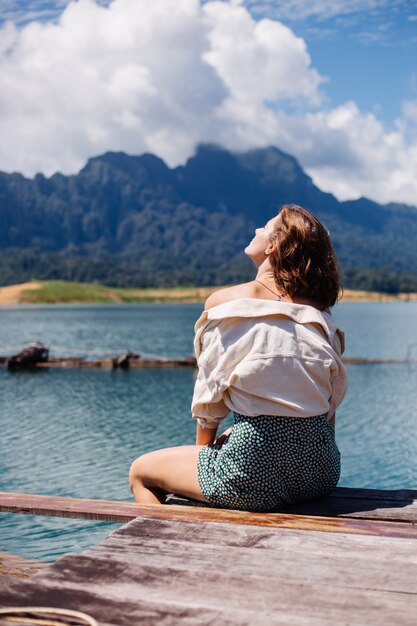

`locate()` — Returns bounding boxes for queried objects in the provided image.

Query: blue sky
[1,0,417,205]
[270,1,417,125]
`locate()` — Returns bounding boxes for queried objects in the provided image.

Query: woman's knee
[129,453,151,491]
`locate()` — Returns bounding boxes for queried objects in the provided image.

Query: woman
[129,204,348,511]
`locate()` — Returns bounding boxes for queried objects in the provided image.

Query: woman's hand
[214,427,232,445]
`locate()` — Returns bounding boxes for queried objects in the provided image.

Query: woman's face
[244,216,278,265]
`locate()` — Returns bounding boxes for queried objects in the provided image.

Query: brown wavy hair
[269,204,341,309]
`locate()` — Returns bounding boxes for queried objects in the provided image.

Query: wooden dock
[0,488,416,624]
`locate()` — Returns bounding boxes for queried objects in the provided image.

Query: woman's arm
[196,421,218,445]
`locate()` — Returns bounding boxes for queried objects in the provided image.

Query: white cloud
[0,0,226,172]
[403,100,417,124]
[294,103,417,204]
[0,0,323,175]
[203,2,323,105]
[0,0,416,205]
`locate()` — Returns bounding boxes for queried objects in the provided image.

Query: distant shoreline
[0,280,416,306]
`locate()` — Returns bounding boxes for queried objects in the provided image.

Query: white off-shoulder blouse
[191,298,348,429]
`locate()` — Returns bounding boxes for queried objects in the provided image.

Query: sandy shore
[0,281,416,305]
[0,282,42,304]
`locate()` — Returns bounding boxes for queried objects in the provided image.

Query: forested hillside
[1,144,417,291]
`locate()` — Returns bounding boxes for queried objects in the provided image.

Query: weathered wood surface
[1,489,416,538]
[0,515,416,625]
[0,553,47,591]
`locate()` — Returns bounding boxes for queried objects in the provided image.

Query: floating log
[2,343,417,370]
[6,343,49,370]
[112,350,140,368]
[37,355,197,369]
[1,347,196,369]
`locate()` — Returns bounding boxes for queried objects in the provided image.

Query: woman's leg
[129,445,210,504]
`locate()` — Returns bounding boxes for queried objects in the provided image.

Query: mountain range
[1,144,417,291]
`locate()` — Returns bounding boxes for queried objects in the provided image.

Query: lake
[1,301,416,561]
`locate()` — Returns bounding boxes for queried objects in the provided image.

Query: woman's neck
[254,262,291,301]
[254,259,323,310]
[255,259,275,281]
[254,265,284,299]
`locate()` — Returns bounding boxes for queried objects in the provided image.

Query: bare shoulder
[204,282,257,310]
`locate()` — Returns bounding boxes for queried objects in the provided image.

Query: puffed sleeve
[191,319,230,429]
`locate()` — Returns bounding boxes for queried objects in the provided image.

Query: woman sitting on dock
[129,204,348,511]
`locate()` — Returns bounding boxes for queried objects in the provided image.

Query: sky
[0,0,417,205]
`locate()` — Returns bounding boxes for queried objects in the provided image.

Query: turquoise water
[1,301,416,561]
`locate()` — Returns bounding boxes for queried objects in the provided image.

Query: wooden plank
[86,518,417,592]
[0,491,143,523]
[0,517,416,625]
[103,515,417,559]
[0,491,416,538]
[169,487,417,523]
[2,556,414,625]
[275,493,417,522]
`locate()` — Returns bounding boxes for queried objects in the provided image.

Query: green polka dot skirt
[198,413,340,512]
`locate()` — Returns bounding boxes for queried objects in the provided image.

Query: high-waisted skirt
[197,412,340,512]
